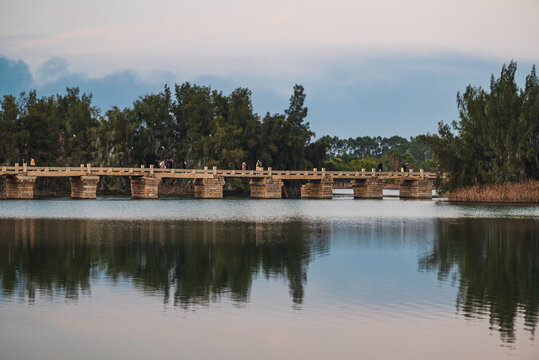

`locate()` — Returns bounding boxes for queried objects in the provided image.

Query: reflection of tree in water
[419,218,539,343]
[0,219,328,308]
[0,219,93,302]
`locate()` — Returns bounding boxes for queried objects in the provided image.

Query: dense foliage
[1,82,437,193]
[0,84,323,170]
[320,135,435,172]
[423,62,539,190]
[0,84,334,192]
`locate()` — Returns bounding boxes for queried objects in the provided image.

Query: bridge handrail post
[420,169,424,179]
[213,166,217,175]
[23,162,27,175]
[322,167,326,179]
[149,164,154,174]
[371,168,376,177]
[86,163,91,175]
[361,168,365,177]
[268,167,272,177]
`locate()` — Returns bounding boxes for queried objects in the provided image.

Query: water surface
[0,196,537,359]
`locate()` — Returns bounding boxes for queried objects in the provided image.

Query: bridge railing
[0,164,441,179]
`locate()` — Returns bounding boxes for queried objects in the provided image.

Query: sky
[1,0,538,138]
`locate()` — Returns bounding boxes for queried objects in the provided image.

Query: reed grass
[443,180,539,203]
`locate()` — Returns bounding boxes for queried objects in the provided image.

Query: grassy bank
[443,180,539,203]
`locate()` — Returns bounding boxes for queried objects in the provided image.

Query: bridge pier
[70,176,100,199]
[301,177,334,199]
[399,179,432,199]
[5,175,37,199]
[249,177,283,199]
[194,176,225,199]
[130,176,161,199]
[352,178,383,199]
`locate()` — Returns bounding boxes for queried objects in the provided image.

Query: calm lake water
[0,193,538,359]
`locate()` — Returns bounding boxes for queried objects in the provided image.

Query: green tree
[0,95,21,164]
[204,88,260,169]
[284,84,314,169]
[424,62,538,189]
[173,83,214,167]
[57,87,100,165]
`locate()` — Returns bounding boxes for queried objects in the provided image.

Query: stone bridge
[0,163,441,200]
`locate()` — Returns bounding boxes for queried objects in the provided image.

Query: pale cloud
[1,0,536,139]
[1,0,537,79]
[35,57,70,84]
[1,54,536,138]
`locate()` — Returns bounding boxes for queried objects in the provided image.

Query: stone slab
[250,178,283,199]
[131,176,161,199]
[400,179,432,199]
[301,178,334,199]
[194,177,225,199]
[5,175,36,199]
[70,176,100,199]
[352,178,383,199]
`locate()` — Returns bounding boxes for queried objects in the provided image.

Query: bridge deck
[0,165,439,180]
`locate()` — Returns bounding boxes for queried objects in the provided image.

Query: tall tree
[424,62,538,189]
[284,84,314,169]
[0,95,21,164]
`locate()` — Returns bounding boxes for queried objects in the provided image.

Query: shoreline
[442,180,539,204]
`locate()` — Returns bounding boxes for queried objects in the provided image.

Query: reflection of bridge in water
[1,164,441,199]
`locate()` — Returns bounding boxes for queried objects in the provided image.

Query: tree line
[0,84,323,172]
[1,63,536,193]
[422,62,538,190]
[320,135,435,172]
[0,82,436,193]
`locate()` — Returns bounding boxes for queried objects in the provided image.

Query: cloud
[0,55,167,112]
[35,57,70,84]
[1,0,538,80]
[39,69,170,113]
[0,57,33,95]
[0,55,536,138]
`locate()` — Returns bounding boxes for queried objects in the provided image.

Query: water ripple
[0,197,536,221]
